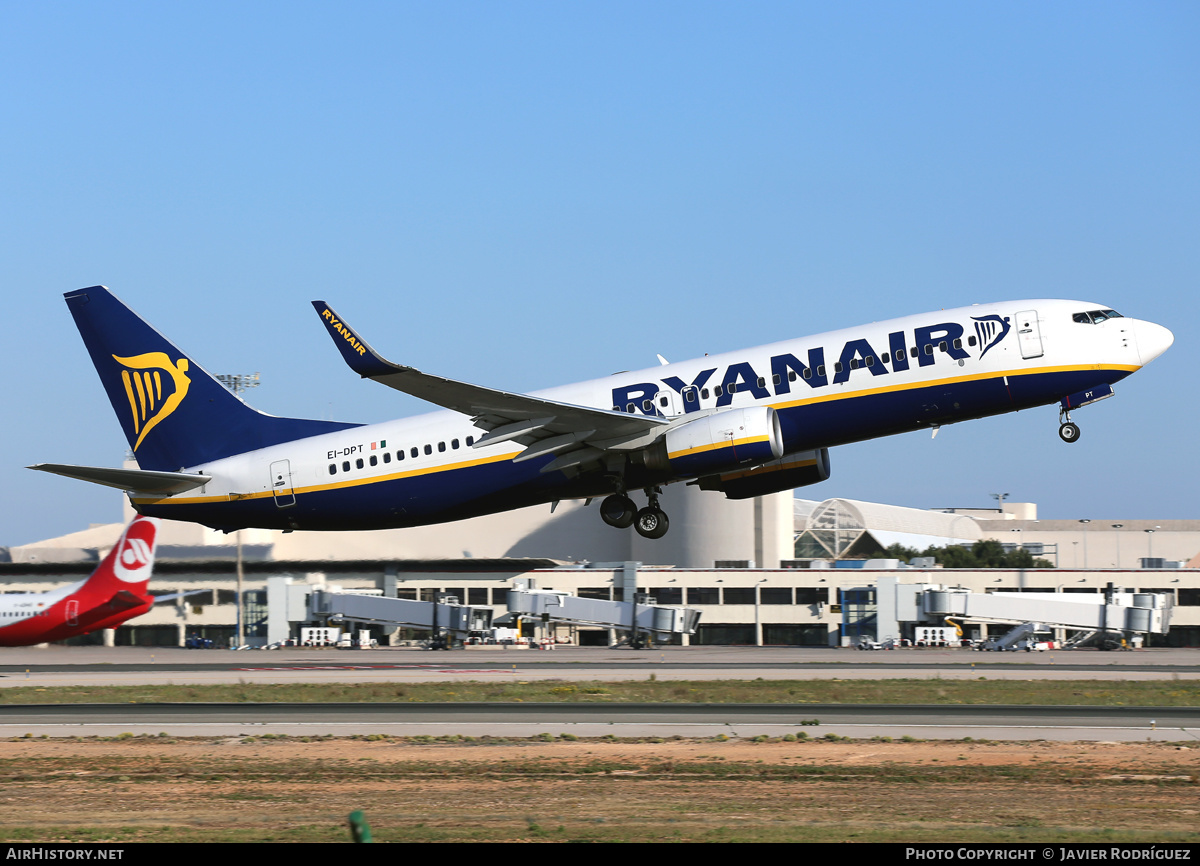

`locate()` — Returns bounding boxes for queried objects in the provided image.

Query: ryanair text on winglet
[321,308,368,356]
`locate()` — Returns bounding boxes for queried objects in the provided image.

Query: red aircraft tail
[86,516,161,597]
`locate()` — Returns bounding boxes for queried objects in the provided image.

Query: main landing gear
[1058,408,1081,443]
[600,488,669,539]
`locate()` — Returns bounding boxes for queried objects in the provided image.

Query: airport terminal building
[3,485,1198,648]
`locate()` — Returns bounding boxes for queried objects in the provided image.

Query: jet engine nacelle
[694,448,831,499]
[650,406,784,479]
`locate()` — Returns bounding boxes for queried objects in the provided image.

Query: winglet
[311,301,403,378]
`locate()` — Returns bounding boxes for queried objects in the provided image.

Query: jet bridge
[309,588,493,646]
[917,583,1173,647]
[505,589,701,645]
[868,577,1174,648]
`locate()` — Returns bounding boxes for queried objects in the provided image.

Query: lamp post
[1078,519,1091,568]
[218,372,260,648]
[1112,524,1124,568]
[1145,526,1160,565]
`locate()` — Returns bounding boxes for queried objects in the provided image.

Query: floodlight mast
[215,373,260,396]
[218,373,260,648]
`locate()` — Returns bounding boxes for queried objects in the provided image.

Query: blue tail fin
[66,286,361,471]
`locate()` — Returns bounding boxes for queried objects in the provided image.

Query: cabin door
[1016,310,1044,359]
[270,460,296,508]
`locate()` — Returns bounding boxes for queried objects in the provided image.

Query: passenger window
[714,385,723,397]
[466,436,474,446]
[438,442,446,452]
[684,390,696,403]
[383,452,391,463]
[802,369,811,380]
[772,374,781,386]
[849,359,859,370]
[411,447,418,458]
[356,458,364,469]
[896,349,905,361]
[328,464,337,475]
[452,439,460,449]
[701,388,710,399]
[790,371,798,382]
[369,455,378,466]
[424,444,432,455]
[727,383,737,394]
[968,336,977,346]
[834,362,843,373]
[612,406,620,411]
[865,356,874,367]
[817,365,826,376]
[757,377,766,388]
[953,339,962,349]
[924,345,933,355]
[938,341,948,352]
[343,461,350,472]
[626,403,636,413]
[396,450,404,461]
[643,399,653,411]
[881,353,890,364]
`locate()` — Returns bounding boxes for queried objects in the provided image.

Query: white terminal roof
[796,497,983,558]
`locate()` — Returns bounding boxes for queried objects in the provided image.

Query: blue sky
[2,1,1197,546]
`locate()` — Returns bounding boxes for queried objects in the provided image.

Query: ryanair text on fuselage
[612,316,1011,415]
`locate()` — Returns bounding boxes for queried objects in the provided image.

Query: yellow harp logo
[112,353,191,451]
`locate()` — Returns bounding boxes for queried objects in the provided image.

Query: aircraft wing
[312,301,668,472]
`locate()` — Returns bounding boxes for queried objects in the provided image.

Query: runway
[0,701,1195,742]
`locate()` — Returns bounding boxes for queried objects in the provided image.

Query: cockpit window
[1073,309,1124,324]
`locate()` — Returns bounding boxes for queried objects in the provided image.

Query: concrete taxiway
[1,645,1197,687]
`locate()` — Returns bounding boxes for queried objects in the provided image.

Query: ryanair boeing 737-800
[31,287,1172,539]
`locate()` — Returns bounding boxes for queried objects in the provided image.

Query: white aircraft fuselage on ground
[33,289,1172,539]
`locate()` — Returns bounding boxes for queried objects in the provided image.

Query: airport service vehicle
[32,288,1172,539]
[0,516,159,646]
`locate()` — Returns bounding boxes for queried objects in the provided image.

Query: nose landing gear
[1058,407,1081,443]
[1057,384,1115,444]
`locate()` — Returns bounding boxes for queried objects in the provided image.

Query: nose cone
[1136,320,1174,365]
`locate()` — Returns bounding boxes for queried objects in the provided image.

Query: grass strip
[0,678,1196,705]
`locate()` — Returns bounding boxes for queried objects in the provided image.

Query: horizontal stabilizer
[151,589,213,604]
[28,463,211,494]
[108,590,151,612]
